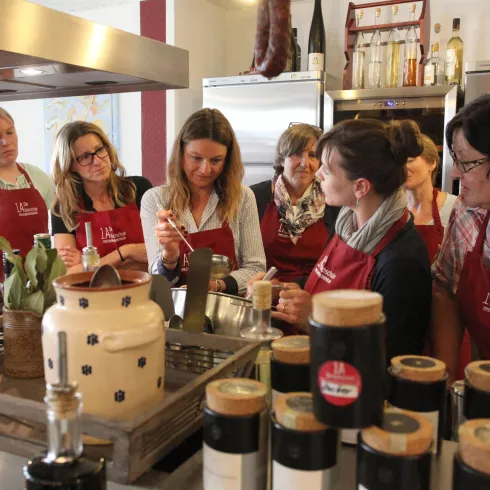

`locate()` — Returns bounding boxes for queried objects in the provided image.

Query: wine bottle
[368,8,382,88]
[403,4,418,86]
[24,332,106,489]
[293,28,302,72]
[308,0,326,71]
[445,18,464,86]
[424,43,445,86]
[352,9,365,89]
[286,15,298,72]
[386,5,401,88]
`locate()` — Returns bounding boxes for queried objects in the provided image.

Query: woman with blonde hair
[141,108,266,294]
[51,121,152,273]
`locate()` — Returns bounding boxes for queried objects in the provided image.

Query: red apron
[415,188,444,263]
[305,211,409,295]
[260,201,329,282]
[75,201,144,257]
[0,164,48,260]
[179,222,238,282]
[456,211,490,360]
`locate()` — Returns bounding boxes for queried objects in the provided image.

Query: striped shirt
[140,184,266,291]
[432,196,490,295]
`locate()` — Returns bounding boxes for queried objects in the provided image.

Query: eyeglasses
[288,122,323,132]
[75,145,109,166]
[449,148,489,174]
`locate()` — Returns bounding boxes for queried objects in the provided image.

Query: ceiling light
[19,68,45,76]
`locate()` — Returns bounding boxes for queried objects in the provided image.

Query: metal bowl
[172,288,253,337]
[210,254,232,280]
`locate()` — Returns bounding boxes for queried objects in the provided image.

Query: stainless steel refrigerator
[465,61,490,104]
[203,71,339,186]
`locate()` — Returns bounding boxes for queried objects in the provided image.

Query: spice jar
[272,393,339,490]
[464,361,490,420]
[453,419,490,489]
[358,408,433,490]
[271,336,310,408]
[203,378,268,490]
[309,290,386,428]
[387,355,447,454]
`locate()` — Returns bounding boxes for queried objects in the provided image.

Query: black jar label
[400,357,436,369]
[318,360,362,407]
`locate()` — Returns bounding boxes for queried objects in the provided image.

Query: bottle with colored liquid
[403,3,418,86]
[386,5,401,88]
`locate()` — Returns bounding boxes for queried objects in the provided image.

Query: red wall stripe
[140,0,167,185]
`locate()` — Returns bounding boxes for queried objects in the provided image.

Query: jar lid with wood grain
[465,361,490,392]
[361,408,433,456]
[390,355,446,383]
[271,335,310,365]
[459,419,490,476]
[311,290,383,328]
[275,393,327,432]
[206,378,268,417]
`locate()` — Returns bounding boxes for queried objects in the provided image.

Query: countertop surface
[0,441,458,489]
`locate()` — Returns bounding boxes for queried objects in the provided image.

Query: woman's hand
[57,246,82,268]
[120,243,148,263]
[272,284,312,328]
[208,280,226,293]
[155,209,186,261]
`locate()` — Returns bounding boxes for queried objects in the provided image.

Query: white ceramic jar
[42,271,165,421]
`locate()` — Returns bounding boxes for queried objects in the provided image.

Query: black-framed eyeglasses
[449,147,489,174]
[288,122,323,132]
[75,145,109,166]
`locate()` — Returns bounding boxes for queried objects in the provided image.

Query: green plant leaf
[25,247,39,288]
[43,249,57,291]
[0,236,13,255]
[3,273,22,310]
[21,290,44,316]
[35,246,48,291]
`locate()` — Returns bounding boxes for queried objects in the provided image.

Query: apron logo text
[15,201,38,217]
[483,292,490,313]
[100,226,127,244]
[314,254,337,284]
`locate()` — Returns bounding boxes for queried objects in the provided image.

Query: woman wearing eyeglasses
[51,121,152,273]
[432,94,490,383]
[250,123,338,285]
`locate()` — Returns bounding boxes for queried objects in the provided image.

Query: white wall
[166,0,227,159]
[0,3,142,177]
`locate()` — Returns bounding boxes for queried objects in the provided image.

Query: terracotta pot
[42,270,165,422]
[3,308,44,379]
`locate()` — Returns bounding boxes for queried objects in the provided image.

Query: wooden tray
[0,329,260,483]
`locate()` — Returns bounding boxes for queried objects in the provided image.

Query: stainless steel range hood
[0,0,189,101]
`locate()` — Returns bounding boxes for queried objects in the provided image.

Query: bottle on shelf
[445,18,464,86]
[82,222,100,273]
[286,15,298,72]
[386,5,401,88]
[24,332,106,489]
[293,28,302,72]
[308,0,326,71]
[424,42,445,86]
[352,9,365,89]
[403,3,418,86]
[368,7,382,88]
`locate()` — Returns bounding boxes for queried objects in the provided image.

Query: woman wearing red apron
[251,123,338,285]
[404,134,470,379]
[140,109,266,295]
[51,122,152,273]
[432,94,490,384]
[0,107,52,265]
[267,119,433,362]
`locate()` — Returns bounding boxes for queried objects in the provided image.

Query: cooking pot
[172,288,254,337]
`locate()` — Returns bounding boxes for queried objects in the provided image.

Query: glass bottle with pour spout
[352,9,366,89]
[241,281,283,399]
[24,332,106,489]
[386,5,401,88]
[368,8,382,88]
[82,222,100,272]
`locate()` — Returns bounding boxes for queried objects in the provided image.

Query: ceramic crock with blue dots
[42,270,165,422]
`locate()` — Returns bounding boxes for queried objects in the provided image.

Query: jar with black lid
[309,290,386,429]
[464,361,490,420]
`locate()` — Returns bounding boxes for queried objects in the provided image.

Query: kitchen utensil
[210,254,232,280]
[150,274,174,319]
[89,264,122,288]
[182,248,213,333]
[245,266,278,299]
[168,218,195,252]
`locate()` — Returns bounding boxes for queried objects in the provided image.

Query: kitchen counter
[0,441,458,489]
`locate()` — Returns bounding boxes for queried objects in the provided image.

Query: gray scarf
[335,188,408,254]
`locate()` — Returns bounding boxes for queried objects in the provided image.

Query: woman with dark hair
[257,118,433,360]
[432,93,490,383]
[141,108,265,294]
[251,123,338,285]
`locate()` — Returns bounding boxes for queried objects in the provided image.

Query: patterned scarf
[273,175,326,244]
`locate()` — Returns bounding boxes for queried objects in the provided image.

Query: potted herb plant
[0,236,66,378]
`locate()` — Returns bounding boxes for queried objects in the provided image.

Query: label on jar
[446,49,456,77]
[318,361,362,407]
[273,461,337,490]
[308,53,325,71]
[424,65,435,86]
[203,444,265,490]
